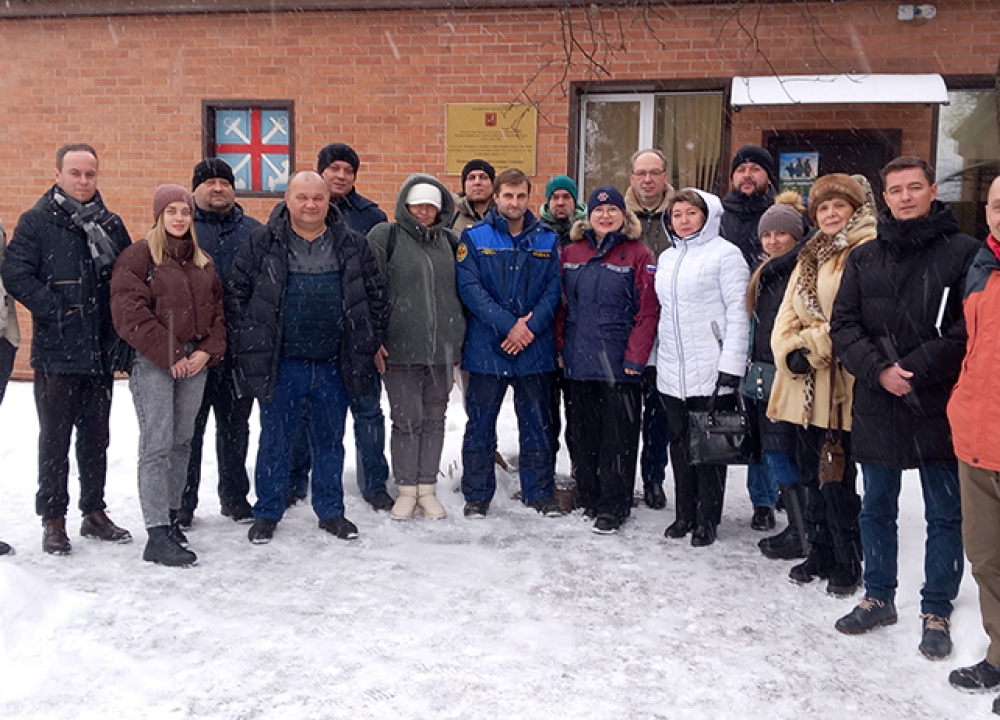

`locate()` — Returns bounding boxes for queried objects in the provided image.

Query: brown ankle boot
[43,517,72,555]
[80,510,132,543]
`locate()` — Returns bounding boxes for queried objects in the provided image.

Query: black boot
[759,484,809,560]
[790,543,833,584]
[143,526,197,567]
[0,539,12,556]
[169,510,189,547]
[644,482,667,510]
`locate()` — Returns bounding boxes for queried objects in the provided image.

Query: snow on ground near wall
[0,378,992,719]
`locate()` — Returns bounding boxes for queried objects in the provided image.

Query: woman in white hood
[655,188,750,547]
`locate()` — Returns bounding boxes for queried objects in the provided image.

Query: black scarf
[51,187,118,272]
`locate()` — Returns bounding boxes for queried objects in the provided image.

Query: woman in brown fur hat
[768,173,876,595]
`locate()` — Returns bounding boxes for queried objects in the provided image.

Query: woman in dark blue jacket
[559,186,659,534]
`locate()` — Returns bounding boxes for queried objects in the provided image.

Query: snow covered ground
[0,378,993,719]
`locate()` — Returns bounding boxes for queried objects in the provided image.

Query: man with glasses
[625,149,675,511]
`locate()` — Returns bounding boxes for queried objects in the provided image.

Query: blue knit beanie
[587,186,626,215]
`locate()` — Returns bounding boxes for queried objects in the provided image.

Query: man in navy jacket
[180,158,261,528]
[456,168,562,518]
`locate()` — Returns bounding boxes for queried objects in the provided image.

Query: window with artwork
[202,101,294,196]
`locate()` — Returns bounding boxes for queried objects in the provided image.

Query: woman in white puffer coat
[655,188,750,547]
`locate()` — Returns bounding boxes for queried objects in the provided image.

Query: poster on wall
[778,151,819,201]
[446,104,537,175]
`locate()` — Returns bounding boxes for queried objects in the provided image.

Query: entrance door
[763,129,901,210]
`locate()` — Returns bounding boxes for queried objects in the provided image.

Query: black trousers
[565,379,641,519]
[34,372,113,520]
[183,360,254,511]
[796,424,862,568]
[548,368,575,462]
[640,367,671,487]
[0,338,16,405]
[662,393,728,529]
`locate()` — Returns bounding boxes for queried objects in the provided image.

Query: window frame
[201,99,296,198]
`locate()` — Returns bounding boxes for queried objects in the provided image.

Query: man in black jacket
[1,143,133,555]
[227,171,389,545]
[180,158,262,528]
[720,145,779,530]
[830,156,980,659]
[286,144,393,513]
[721,145,777,270]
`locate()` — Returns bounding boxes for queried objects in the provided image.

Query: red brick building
[1,0,997,377]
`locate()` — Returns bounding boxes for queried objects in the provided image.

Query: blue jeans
[286,374,389,501]
[747,464,779,508]
[461,373,554,505]
[859,463,964,616]
[640,367,670,487]
[254,359,350,523]
[763,451,800,488]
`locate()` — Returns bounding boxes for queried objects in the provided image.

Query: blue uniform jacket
[456,208,560,376]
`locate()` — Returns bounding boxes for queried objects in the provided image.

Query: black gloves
[786,348,811,374]
[717,372,741,389]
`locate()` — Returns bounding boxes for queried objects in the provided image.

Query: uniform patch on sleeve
[646,264,657,275]
[456,243,468,262]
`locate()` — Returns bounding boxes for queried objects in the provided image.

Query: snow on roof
[730,74,949,107]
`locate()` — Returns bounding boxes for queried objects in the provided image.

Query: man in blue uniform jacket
[456,168,562,518]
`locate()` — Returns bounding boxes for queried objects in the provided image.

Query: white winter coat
[654,189,750,399]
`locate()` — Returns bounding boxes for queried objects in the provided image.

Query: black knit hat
[461,159,496,186]
[731,145,777,188]
[317,143,360,174]
[192,158,235,191]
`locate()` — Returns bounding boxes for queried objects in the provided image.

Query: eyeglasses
[592,207,622,216]
[631,170,665,179]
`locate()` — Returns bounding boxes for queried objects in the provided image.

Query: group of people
[4,140,1000,712]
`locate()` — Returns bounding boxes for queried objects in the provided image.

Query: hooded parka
[367,174,466,367]
[654,189,750,399]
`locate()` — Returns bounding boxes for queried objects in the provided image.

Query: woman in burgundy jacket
[112,184,225,567]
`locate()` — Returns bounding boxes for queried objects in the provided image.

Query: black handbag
[688,388,753,466]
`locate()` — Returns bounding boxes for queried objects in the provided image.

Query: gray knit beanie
[757,203,804,243]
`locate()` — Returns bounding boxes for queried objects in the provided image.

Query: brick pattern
[1,1,994,379]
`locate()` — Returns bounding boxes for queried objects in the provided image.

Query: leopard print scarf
[792,210,859,424]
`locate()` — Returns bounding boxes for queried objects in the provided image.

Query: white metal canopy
[730,74,949,107]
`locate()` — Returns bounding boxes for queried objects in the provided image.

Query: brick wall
[1,1,996,379]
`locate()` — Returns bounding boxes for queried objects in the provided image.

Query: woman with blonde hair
[112,184,225,567]
[769,173,877,594]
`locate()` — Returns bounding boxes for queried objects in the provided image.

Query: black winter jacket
[750,245,801,456]
[831,201,980,468]
[720,188,775,270]
[225,202,388,403]
[194,203,261,284]
[1,187,131,375]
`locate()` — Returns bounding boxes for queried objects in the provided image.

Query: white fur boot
[417,484,447,520]
[391,485,418,521]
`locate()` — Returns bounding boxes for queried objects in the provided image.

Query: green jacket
[540,200,587,247]
[368,174,466,366]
